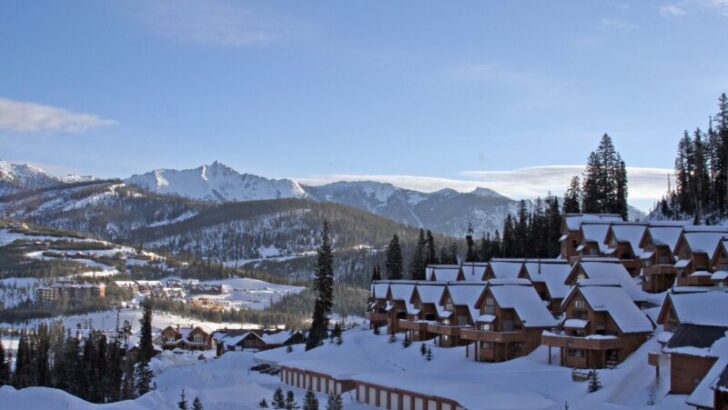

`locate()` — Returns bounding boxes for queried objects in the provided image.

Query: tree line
[656,93,728,223]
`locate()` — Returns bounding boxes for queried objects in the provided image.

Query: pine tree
[420,343,427,356]
[178,389,189,409]
[425,230,437,266]
[192,397,204,410]
[13,329,31,388]
[331,323,343,345]
[307,221,335,351]
[425,347,433,361]
[325,393,343,410]
[138,299,154,364]
[135,361,153,396]
[259,399,270,408]
[465,223,476,262]
[563,176,582,213]
[581,134,628,218]
[385,234,403,279]
[588,370,602,392]
[272,388,286,409]
[448,242,459,264]
[409,229,426,280]
[303,387,319,410]
[371,265,382,282]
[0,340,9,386]
[285,390,297,410]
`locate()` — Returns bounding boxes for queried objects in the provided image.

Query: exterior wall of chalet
[427,303,471,347]
[368,297,388,330]
[669,353,718,395]
[398,291,438,342]
[354,380,465,410]
[280,366,355,395]
[716,388,728,410]
[387,300,408,335]
[460,288,544,362]
[560,228,581,260]
[542,289,651,369]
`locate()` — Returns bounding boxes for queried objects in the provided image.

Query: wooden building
[542,283,653,369]
[159,325,214,351]
[353,379,465,410]
[427,283,483,347]
[385,282,418,334]
[564,258,647,305]
[604,222,648,276]
[368,281,391,330]
[640,225,684,293]
[559,214,623,259]
[484,259,526,280]
[521,259,571,315]
[461,281,557,362]
[398,283,447,341]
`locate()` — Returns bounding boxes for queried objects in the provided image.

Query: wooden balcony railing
[398,319,429,332]
[541,332,624,350]
[426,323,468,336]
[460,328,527,343]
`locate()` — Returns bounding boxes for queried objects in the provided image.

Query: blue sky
[1,1,727,210]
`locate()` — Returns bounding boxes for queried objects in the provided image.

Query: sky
[1,1,728,211]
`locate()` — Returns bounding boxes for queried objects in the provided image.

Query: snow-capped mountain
[304,181,518,236]
[0,160,64,195]
[125,161,307,202]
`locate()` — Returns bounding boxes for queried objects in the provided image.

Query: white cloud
[298,165,674,212]
[597,17,640,32]
[0,97,116,133]
[660,4,687,16]
[442,62,541,88]
[140,0,307,47]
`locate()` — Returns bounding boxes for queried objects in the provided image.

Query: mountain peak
[470,187,505,198]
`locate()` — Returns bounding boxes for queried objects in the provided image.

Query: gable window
[577,273,586,280]
[485,297,495,314]
[480,323,492,331]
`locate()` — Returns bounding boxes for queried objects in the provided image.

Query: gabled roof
[659,290,728,327]
[443,283,485,322]
[567,284,654,333]
[563,214,623,231]
[488,284,557,328]
[580,223,612,253]
[371,282,389,299]
[428,266,462,281]
[608,223,647,257]
[523,259,571,299]
[413,283,446,305]
[682,231,728,255]
[687,335,728,408]
[488,259,525,279]
[388,283,416,302]
[643,226,683,253]
[460,262,488,281]
[570,259,646,302]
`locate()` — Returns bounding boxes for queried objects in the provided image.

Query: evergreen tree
[425,347,433,361]
[0,340,9,386]
[138,299,154,364]
[465,223,476,262]
[385,234,403,279]
[135,362,153,396]
[420,343,427,356]
[330,323,343,345]
[192,396,204,410]
[325,393,343,410]
[307,221,335,350]
[438,247,449,265]
[448,242,459,264]
[588,370,602,392]
[272,388,286,409]
[425,230,437,266]
[581,134,628,218]
[285,390,297,410]
[409,229,426,280]
[259,399,270,408]
[563,176,582,213]
[13,329,31,388]
[178,389,189,409]
[303,387,319,410]
[371,265,382,282]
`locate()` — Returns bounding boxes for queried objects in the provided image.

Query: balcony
[460,328,526,343]
[427,323,468,336]
[643,265,677,276]
[398,319,429,332]
[367,312,388,322]
[541,331,623,350]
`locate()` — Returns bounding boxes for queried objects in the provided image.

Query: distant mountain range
[0,160,644,237]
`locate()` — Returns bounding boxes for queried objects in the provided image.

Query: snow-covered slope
[125,161,307,202]
[0,160,64,195]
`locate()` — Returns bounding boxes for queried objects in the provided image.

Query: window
[574,299,586,309]
[480,323,492,331]
[193,333,204,343]
[568,348,585,358]
[645,275,652,283]
[577,273,586,280]
[480,341,492,349]
[457,315,469,326]
[485,297,495,314]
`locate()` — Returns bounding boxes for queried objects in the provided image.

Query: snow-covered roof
[646,226,683,252]
[372,283,389,299]
[428,267,461,281]
[489,285,557,328]
[564,214,622,231]
[524,259,571,299]
[683,231,728,255]
[609,224,647,256]
[712,271,728,280]
[674,259,691,268]
[667,290,728,327]
[488,259,524,278]
[580,223,611,253]
[460,262,487,281]
[445,283,486,322]
[575,260,646,302]
[261,331,297,345]
[414,283,446,305]
[388,283,415,302]
[563,319,588,329]
[575,285,654,333]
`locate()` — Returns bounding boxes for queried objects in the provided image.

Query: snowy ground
[0,277,40,308]
[0,325,695,410]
